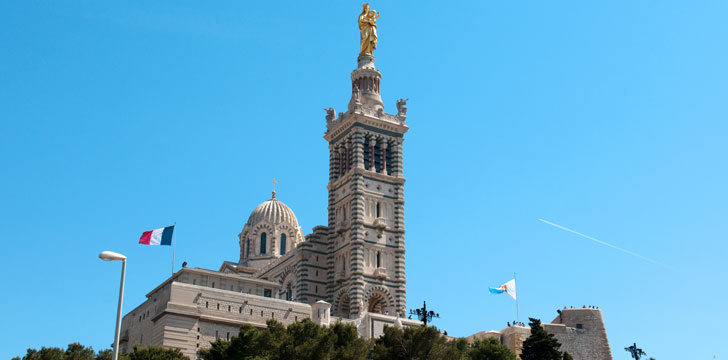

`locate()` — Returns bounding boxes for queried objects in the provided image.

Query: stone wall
[548,308,612,360]
[466,308,612,360]
[119,281,312,359]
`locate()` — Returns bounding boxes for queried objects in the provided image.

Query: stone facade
[119,268,421,359]
[547,308,613,360]
[324,53,408,320]
[467,308,613,360]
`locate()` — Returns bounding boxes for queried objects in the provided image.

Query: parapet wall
[119,281,313,359]
[467,308,612,360]
[549,308,612,360]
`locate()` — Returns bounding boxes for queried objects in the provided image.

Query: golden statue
[358,3,379,56]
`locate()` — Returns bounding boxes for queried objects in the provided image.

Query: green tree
[520,318,564,360]
[14,347,64,360]
[200,319,370,360]
[329,321,371,360]
[371,325,466,360]
[201,325,261,360]
[63,343,95,360]
[95,350,112,360]
[468,337,517,360]
[279,319,335,360]
[13,343,110,360]
[562,351,574,360]
[121,345,188,360]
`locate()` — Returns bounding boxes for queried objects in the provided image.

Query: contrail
[538,218,665,266]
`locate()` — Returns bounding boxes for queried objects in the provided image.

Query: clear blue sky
[1,1,726,359]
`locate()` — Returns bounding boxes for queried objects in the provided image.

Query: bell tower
[324,9,409,318]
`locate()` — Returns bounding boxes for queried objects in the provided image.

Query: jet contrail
[538,218,665,266]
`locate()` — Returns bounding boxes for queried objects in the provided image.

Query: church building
[118,6,420,359]
[117,6,612,360]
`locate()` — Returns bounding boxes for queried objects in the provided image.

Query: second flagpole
[514,271,519,323]
[172,222,177,276]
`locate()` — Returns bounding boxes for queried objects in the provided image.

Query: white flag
[503,279,517,301]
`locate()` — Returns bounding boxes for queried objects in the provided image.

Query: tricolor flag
[489,279,517,301]
[139,225,175,246]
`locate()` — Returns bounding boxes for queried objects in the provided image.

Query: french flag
[139,225,174,246]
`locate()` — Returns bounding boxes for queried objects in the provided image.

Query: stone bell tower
[324,19,410,318]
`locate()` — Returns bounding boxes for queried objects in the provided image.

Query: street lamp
[409,301,439,327]
[99,251,126,360]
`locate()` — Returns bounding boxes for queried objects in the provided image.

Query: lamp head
[99,251,126,261]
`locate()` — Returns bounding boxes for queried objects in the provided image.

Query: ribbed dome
[246,194,300,228]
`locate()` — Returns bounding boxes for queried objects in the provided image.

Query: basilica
[117,6,612,360]
[118,7,420,359]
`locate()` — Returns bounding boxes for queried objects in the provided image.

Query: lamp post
[409,301,439,327]
[99,251,126,360]
[625,343,647,360]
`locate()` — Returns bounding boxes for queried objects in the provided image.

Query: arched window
[376,202,381,218]
[376,251,381,268]
[363,141,371,170]
[374,141,382,172]
[260,232,267,254]
[339,151,345,176]
[385,144,392,175]
[286,285,293,301]
[280,233,287,255]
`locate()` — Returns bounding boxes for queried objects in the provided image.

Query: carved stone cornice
[325,111,408,142]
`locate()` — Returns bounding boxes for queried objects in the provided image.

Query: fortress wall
[119,281,313,358]
[197,320,240,355]
[119,285,168,353]
[465,330,502,342]
[500,326,530,358]
[547,309,612,360]
[178,271,270,297]
[466,309,612,360]
[174,282,312,327]
[156,314,198,360]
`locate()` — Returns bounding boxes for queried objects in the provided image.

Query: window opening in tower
[385,145,392,175]
[260,232,267,254]
[280,233,287,255]
[374,142,382,172]
[364,141,371,170]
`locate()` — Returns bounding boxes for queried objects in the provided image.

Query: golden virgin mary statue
[358,3,379,56]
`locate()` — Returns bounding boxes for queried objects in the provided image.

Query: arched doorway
[279,268,296,302]
[336,292,351,318]
[367,291,390,315]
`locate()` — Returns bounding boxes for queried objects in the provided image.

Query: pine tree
[468,337,517,360]
[520,318,563,360]
[123,345,188,360]
[13,343,112,360]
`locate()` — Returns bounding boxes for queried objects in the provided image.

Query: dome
[239,191,305,267]
[246,192,300,228]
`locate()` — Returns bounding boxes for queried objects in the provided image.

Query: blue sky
[1,1,726,359]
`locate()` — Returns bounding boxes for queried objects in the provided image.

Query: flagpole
[514,272,519,323]
[172,222,176,276]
